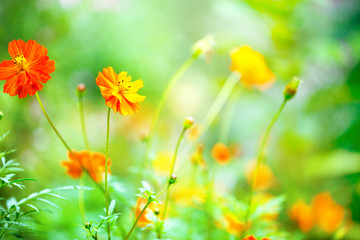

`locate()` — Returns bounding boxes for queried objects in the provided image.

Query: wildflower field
[1,0,360,239]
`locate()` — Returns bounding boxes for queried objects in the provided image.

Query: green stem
[78,93,89,225]
[162,127,187,221]
[104,108,111,240]
[125,184,170,240]
[125,201,151,240]
[139,52,200,180]
[78,94,90,150]
[199,72,239,140]
[35,93,103,192]
[242,99,287,238]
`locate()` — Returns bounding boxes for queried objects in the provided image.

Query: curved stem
[104,108,111,240]
[242,99,287,237]
[199,72,239,140]
[138,53,199,181]
[35,93,104,193]
[161,127,187,221]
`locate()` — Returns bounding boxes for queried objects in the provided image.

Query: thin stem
[79,176,86,224]
[104,108,111,240]
[139,52,200,180]
[125,201,151,240]
[78,94,90,150]
[78,93,89,225]
[162,127,187,220]
[242,99,287,238]
[35,92,104,193]
[199,72,239,140]
[125,184,170,240]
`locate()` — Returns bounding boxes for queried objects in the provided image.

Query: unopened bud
[183,116,195,129]
[154,208,160,216]
[283,77,301,101]
[192,35,216,60]
[0,111,3,121]
[85,222,91,229]
[77,83,87,96]
[169,174,177,184]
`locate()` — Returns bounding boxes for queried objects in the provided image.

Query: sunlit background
[1,0,360,239]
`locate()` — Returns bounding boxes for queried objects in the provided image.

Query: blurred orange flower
[230,46,275,91]
[242,235,271,240]
[61,150,111,182]
[222,212,247,236]
[312,192,345,233]
[289,200,315,232]
[0,39,55,98]
[96,67,145,115]
[289,192,346,233]
[211,143,231,165]
[152,151,173,176]
[135,197,160,227]
[245,161,275,190]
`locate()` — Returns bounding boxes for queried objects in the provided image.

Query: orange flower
[230,46,275,90]
[61,150,111,182]
[0,39,55,98]
[312,192,345,233]
[211,143,231,165]
[289,200,315,232]
[135,197,160,227]
[245,161,275,190]
[242,235,271,240]
[96,67,145,115]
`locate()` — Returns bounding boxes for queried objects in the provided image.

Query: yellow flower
[230,46,275,90]
[152,151,173,176]
[245,161,275,190]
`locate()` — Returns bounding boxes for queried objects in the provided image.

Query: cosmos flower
[61,150,111,182]
[211,143,231,165]
[0,39,55,98]
[96,67,145,115]
[289,200,315,232]
[230,46,275,91]
[242,235,271,240]
[245,161,275,190]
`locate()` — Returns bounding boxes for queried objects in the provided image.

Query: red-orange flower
[135,197,160,227]
[61,150,111,182]
[96,67,145,115]
[0,39,55,98]
[211,143,231,165]
[242,235,271,240]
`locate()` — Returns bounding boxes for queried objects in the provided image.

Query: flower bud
[76,83,87,97]
[183,116,195,129]
[0,111,3,121]
[154,207,160,216]
[284,77,301,101]
[85,222,91,229]
[169,174,177,184]
[192,35,216,60]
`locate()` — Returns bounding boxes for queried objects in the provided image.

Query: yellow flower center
[13,55,28,72]
[117,78,131,94]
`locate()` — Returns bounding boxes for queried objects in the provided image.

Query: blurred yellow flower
[245,161,275,190]
[172,186,206,206]
[186,123,203,142]
[230,46,275,91]
[152,151,173,176]
[190,144,207,169]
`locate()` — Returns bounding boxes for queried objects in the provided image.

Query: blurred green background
[1,0,360,239]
